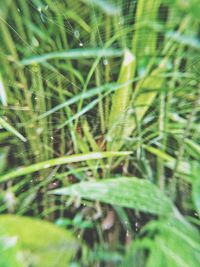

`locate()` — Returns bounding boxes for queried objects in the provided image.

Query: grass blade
[0,151,131,183]
[0,117,26,142]
[20,48,123,66]
[107,49,136,150]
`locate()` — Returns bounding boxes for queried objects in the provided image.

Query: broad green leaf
[0,151,131,183]
[0,215,79,267]
[156,219,200,267]
[125,218,200,267]
[0,231,22,267]
[51,177,173,216]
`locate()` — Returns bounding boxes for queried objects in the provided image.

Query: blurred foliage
[0,0,200,266]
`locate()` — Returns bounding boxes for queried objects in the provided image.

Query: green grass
[0,0,200,266]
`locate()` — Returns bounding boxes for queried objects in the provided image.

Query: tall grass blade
[0,151,131,183]
[107,49,136,150]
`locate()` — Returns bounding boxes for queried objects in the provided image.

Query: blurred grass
[0,0,200,266]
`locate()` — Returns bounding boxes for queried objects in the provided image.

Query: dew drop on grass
[44,164,51,169]
[103,59,108,65]
[74,30,80,39]
[106,136,112,142]
[32,37,39,47]
[119,17,124,25]
[126,230,130,237]
[135,221,139,232]
[77,234,81,239]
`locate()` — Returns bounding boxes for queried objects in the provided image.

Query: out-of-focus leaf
[0,215,80,267]
[124,218,200,267]
[0,147,9,173]
[0,233,22,267]
[51,177,173,216]
[191,164,200,216]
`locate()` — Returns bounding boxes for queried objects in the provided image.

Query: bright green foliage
[0,215,79,267]
[0,0,200,266]
[123,218,200,267]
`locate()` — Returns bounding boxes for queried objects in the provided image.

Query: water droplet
[79,42,83,47]
[77,234,81,239]
[135,221,139,232]
[32,37,39,47]
[106,136,112,142]
[126,230,130,237]
[127,108,134,115]
[44,164,51,169]
[74,30,80,39]
[36,127,43,135]
[103,59,108,65]
[119,17,124,25]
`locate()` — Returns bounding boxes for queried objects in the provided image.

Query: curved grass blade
[0,151,131,183]
[20,48,123,66]
[51,177,173,216]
